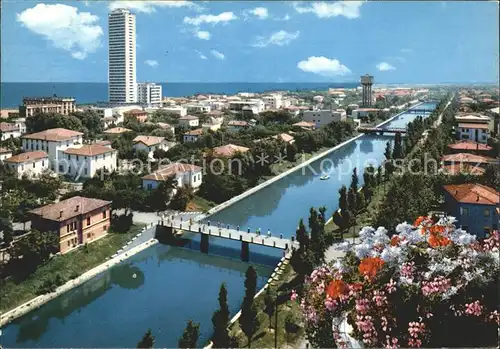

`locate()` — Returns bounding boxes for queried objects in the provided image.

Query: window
[87,217,91,226]
[103,225,107,231]
[103,211,107,219]
[87,233,91,239]
[21,165,24,171]
[67,154,70,160]
[42,161,45,166]
[32,163,35,168]
[67,241,71,247]
[84,169,87,175]
[67,224,70,233]
[460,207,469,216]
[76,155,79,161]
[484,208,490,217]
[147,183,152,190]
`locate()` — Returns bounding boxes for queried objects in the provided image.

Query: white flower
[395,222,413,234]
[358,226,375,240]
[380,246,402,264]
[354,242,372,259]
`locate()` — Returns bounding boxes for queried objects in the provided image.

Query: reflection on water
[2,245,271,348]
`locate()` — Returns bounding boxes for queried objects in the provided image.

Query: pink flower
[355,298,370,315]
[421,276,451,297]
[325,296,337,311]
[465,300,483,316]
[386,278,397,294]
[290,289,298,301]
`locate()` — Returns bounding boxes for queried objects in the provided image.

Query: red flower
[327,279,348,299]
[413,216,426,227]
[390,236,401,246]
[359,257,385,280]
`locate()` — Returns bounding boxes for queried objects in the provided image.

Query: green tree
[170,185,194,211]
[263,287,276,329]
[349,168,359,193]
[286,142,297,162]
[393,132,403,159]
[347,187,357,213]
[26,112,84,133]
[147,178,176,212]
[178,320,200,349]
[338,185,348,213]
[71,110,104,139]
[240,301,260,348]
[212,283,231,348]
[137,329,155,349]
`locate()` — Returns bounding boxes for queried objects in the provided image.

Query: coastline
[0,238,159,328]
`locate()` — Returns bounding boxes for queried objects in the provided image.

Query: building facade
[21,128,84,170]
[443,184,499,238]
[137,83,162,106]
[29,196,112,254]
[183,128,203,143]
[0,122,22,140]
[178,115,199,127]
[4,151,49,178]
[457,123,490,143]
[302,109,347,128]
[133,136,174,159]
[0,147,13,162]
[142,163,203,191]
[61,144,118,179]
[20,96,76,118]
[108,8,137,104]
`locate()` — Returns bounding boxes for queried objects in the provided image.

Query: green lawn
[0,225,143,313]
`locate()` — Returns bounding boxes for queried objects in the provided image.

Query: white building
[159,106,187,117]
[263,94,283,110]
[0,122,22,141]
[11,118,26,134]
[61,144,118,179]
[228,100,265,113]
[21,128,84,170]
[178,115,199,127]
[0,147,13,162]
[184,104,211,113]
[142,163,203,191]
[455,114,494,133]
[133,136,175,159]
[457,123,490,143]
[183,128,203,143]
[4,151,49,178]
[302,109,346,128]
[108,8,137,103]
[137,82,162,106]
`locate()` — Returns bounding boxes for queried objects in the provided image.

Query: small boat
[320,175,330,180]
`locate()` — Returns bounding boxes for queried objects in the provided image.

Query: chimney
[59,210,63,218]
[75,205,79,212]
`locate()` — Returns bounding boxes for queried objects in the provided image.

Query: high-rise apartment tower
[108,9,137,104]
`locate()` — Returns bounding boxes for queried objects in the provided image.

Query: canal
[1,103,436,348]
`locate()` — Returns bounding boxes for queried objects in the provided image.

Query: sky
[2,0,499,84]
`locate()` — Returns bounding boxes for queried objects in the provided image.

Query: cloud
[376,62,396,71]
[16,3,103,60]
[293,1,364,19]
[195,30,211,40]
[400,48,414,53]
[252,30,300,48]
[145,59,159,67]
[195,50,207,60]
[281,14,291,21]
[297,56,351,76]
[244,7,269,19]
[108,1,200,13]
[211,49,225,60]
[184,12,237,26]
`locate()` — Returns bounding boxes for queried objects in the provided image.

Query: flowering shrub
[295,216,499,348]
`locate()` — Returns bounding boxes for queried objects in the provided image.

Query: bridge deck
[357,127,407,134]
[164,219,299,250]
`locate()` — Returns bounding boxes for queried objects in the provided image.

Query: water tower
[360,74,374,107]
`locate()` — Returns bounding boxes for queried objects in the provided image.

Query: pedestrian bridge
[357,126,407,135]
[407,108,433,113]
[157,218,299,261]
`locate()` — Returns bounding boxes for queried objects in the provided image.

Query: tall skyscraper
[108,9,137,104]
[360,74,374,107]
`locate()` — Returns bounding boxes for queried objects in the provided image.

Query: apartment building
[142,163,203,191]
[183,128,203,143]
[19,96,76,118]
[4,151,49,178]
[137,82,162,106]
[457,123,490,143]
[0,122,22,140]
[302,109,347,128]
[262,94,283,110]
[29,196,112,254]
[124,109,148,123]
[21,128,84,169]
[178,115,199,127]
[133,136,174,159]
[0,147,13,162]
[61,144,118,179]
[108,9,137,103]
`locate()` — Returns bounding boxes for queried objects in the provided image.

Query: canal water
[1,103,435,348]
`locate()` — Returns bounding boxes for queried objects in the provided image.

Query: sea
[0,82,358,108]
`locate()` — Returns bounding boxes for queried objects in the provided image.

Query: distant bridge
[158,218,299,261]
[408,108,434,114]
[357,126,407,135]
